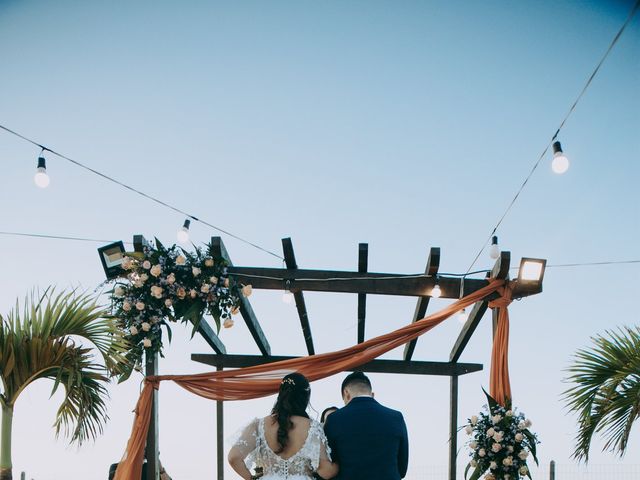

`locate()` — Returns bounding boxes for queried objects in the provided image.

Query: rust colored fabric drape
[488,282,513,406]
[114,278,512,480]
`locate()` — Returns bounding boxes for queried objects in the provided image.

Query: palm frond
[563,326,640,462]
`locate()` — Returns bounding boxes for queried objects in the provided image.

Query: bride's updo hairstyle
[271,372,311,453]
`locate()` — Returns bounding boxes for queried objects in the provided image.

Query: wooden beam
[144,352,159,480]
[192,354,483,376]
[357,243,368,344]
[449,251,511,362]
[211,237,271,356]
[403,247,440,360]
[227,266,490,297]
[449,375,459,480]
[282,238,314,355]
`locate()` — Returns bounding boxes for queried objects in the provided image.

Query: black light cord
[0,124,284,261]
[465,0,640,274]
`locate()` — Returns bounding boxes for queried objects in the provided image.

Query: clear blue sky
[0,1,638,479]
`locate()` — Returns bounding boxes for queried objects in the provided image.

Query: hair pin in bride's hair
[282,377,296,386]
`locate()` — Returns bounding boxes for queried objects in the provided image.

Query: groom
[324,372,409,480]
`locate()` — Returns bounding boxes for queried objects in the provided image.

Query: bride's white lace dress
[232,417,332,480]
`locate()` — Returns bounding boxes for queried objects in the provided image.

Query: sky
[0,0,639,479]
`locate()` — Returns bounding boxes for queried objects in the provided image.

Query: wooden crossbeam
[357,243,368,344]
[403,247,440,360]
[449,251,510,362]
[192,354,483,377]
[211,237,271,356]
[282,238,314,355]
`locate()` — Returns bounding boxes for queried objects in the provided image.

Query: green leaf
[468,465,483,480]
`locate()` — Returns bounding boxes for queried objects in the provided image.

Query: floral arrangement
[464,391,539,480]
[108,238,252,379]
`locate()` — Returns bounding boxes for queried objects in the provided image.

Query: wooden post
[20,472,25,480]
[549,460,556,480]
[145,352,159,480]
[217,365,224,480]
[449,375,459,480]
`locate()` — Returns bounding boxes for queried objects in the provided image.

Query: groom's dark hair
[341,371,372,395]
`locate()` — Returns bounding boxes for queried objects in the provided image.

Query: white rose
[192,267,201,277]
[223,318,234,328]
[508,445,514,453]
[491,414,502,424]
[224,278,230,288]
[486,428,495,437]
[478,449,486,457]
[470,459,477,468]
[470,415,479,425]
[525,419,532,428]
[519,466,528,475]
[201,284,210,293]
[150,265,162,277]
[490,461,497,470]
[165,298,173,307]
[123,301,132,312]
[515,433,524,442]
[505,410,513,417]
[122,257,133,270]
[143,338,152,348]
[134,280,144,288]
[176,255,186,265]
[167,273,176,285]
[232,306,240,316]
[502,457,513,466]
[518,421,526,430]
[151,286,163,298]
[465,425,473,435]
[141,322,151,332]
[470,441,477,449]
[491,443,502,453]
[518,450,529,460]
[136,301,145,311]
[129,326,138,335]
[484,474,495,480]
[140,273,149,282]
[114,286,125,297]
[493,431,504,442]
[190,289,197,298]
[209,276,218,284]
[204,258,214,267]
[142,260,151,270]
[242,284,252,297]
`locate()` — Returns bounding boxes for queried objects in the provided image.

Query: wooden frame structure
[125,235,543,480]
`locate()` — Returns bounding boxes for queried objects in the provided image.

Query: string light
[177,219,191,244]
[489,236,500,260]
[551,141,569,174]
[34,154,50,188]
[431,278,442,299]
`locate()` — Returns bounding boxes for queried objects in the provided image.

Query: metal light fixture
[516,257,547,294]
[552,141,569,174]
[34,155,50,188]
[97,241,126,279]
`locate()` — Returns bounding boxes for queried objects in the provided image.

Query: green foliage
[563,326,640,462]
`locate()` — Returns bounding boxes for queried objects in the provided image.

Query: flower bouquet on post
[464,390,539,480]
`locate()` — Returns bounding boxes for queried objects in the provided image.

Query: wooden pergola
[129,235,543,480]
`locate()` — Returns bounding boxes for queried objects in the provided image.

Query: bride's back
[262,414,311,459]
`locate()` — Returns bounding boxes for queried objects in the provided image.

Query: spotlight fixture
[177,219,191,244]
[34,155,50,188]
[97,241,126,279]
[489,236,500,260]
[516,257,547,295]
[552,141,569,174]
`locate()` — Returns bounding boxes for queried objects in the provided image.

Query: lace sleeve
[229,418,260,468]
[308,420,332,470]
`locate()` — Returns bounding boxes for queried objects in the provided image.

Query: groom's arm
[397,413,409,478]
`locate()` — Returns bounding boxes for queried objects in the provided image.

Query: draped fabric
[488,282,514,406]
[114,278,513,480]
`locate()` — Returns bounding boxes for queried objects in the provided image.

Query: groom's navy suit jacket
[324,397,409,480]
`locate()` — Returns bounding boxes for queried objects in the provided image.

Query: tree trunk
[0,403,13,480]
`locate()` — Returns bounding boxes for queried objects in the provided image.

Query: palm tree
[0,290,129,480]
[563,325,640,462]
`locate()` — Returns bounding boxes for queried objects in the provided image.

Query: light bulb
[177,219,191,244]
[489,235,500,260]
[282,291,294,304]
[552,141,569,174]
[34,156,50,188]
[431,284,442,298]
[458,308,469,324]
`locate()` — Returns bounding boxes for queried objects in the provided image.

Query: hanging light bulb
[489,236,500,260]
[177,219,191,244]
[551,141,569,174]
[431,280,442,298]
[458,308,469,324]
[282,280,294,304]
[34,155,50,188]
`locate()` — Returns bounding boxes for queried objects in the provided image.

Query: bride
[228,373,339,480]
